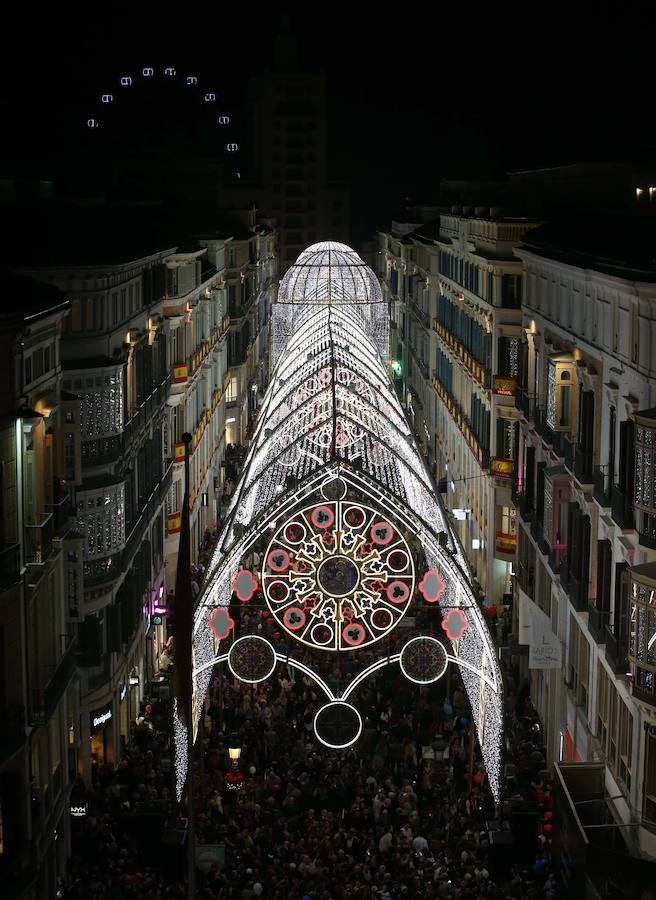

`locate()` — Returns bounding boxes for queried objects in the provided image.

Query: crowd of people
[61,642,558,900]
[62,451,560,898]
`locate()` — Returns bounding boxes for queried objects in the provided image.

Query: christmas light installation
[262,501,414,651]
[175,242,504,806]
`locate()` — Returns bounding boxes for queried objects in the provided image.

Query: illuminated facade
[178,243,504,805]
[0,273,74,897]
[378,213,538,607]
[513,223,656,860]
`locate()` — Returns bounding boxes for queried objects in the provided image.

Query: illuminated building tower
[0,272,75,896]
[173,243,504,811]
[378,211,539,608]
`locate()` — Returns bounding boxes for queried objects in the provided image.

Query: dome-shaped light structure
[273,241,388,368]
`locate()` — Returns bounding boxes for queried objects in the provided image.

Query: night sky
[1,5,654,236]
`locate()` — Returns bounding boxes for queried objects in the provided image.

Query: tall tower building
[220,24,349,270]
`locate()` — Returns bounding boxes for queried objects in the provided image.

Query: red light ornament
[209,607,235,641]
[441,608,469,641]
[418,569,446,603]
[231,570,259,602]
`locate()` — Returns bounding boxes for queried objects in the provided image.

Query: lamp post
[225,733,243,792]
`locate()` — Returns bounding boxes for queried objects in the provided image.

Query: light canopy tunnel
[174,242,503,803]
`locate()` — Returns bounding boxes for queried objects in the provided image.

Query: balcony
[535,408,553,445]
[0,542,21,589]
[574,446,593,485]
[587,603,609,643]
[24,512,53,565]
[29,638,78,727]
[0,704,25,764]
[123,372,172,450]
[551,429,568,457]
[515,387,535,421]
[568,572,588,613]
[48,496,72,536]
[563,434,575,472]
[548,547,561,575]
[530,512,543,546]
[593,467,611,508]
[611,486,634,530]
[518,493,533,522]
[638,511,656,549]
[560,556,571,593]
[604,625,630,675]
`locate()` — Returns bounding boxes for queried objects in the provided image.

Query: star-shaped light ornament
[208,607,235,641]
[441,608,468,641]
[232,569,259,602]
[418,569,446,603]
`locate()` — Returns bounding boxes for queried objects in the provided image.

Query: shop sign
[119,682,127,703]
[90,705,113,732]
[129,674,140,686]
[70,804,88,818]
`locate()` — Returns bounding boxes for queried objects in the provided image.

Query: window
[24,355,33,385]
[644,729,656,831]
[618,701,633,790]
[595,660,633,794]
[226,377,238,403]
[501,274,522,308]
[569,615,590,716]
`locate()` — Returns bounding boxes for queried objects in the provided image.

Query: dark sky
[2,4,654,221]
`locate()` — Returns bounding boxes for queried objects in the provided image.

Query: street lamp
[228,733,241,763]
[225,733,243,791]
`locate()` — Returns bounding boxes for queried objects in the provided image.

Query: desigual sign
[90,707,113,731]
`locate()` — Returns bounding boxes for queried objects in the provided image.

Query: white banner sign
[518,589,562,669]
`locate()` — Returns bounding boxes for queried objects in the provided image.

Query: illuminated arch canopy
[175,242,503,806]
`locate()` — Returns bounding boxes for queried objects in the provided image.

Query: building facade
[513,221,656,859]
[378,210,538,606]
[16,209,276,792]
[0,272,74,899]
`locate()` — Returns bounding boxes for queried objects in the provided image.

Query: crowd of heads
[62,645,558,899]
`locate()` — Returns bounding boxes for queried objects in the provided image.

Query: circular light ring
[320,475,347,501]
[386,580,410,604]
[317,555,360,597]
[283,607,306,631]
[344,505,366,528]
[284,521,306,545]
[310,622,334,646]
[387,549,410,573]
[370,608,393,630]
[313,701,363,749]
[228,635,277,684]
[342,622,366,647]
[370,521,395,545]
[267,548,290,572]
[399,636,449,685]
[267,580,290,603]
[310,505,335,529]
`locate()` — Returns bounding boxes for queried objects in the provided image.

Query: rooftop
[0,269,69,324]
[518,215,656,281]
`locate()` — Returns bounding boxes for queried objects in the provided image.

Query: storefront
[89,703,114,773]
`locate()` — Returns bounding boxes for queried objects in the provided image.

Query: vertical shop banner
[518,589,562,669]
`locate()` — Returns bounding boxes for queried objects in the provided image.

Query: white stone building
[513,218,656,860]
